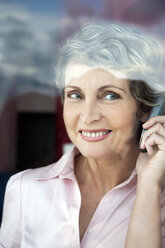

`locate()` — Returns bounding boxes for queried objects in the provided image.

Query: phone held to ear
[139,97,165,153]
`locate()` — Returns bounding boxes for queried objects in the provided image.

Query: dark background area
[16,113,55,171]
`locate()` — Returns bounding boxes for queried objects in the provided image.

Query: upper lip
[79,129,111,133]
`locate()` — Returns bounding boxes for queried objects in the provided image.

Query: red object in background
[55,96,71,161]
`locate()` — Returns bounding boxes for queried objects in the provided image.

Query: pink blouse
[0,147,165,248]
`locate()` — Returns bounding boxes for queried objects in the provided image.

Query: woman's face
[63,63,141,159]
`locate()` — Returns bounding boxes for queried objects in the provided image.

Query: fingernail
[143,122,148,127]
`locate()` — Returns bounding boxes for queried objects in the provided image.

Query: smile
[80,130,111,142]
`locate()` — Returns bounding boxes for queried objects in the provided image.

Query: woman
[0,21,165,248]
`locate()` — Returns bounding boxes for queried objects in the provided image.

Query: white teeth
[82,131,109,138]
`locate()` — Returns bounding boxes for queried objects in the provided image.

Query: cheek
[63,103,76,130]
[108,107,138,130]
[63,105,69,128]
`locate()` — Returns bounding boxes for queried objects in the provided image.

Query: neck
[75,145,139,194]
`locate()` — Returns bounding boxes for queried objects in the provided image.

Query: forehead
[65,63,130,89]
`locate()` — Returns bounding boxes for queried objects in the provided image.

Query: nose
[80,101,101,124]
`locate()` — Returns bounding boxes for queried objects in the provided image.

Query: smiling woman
[63,65,139,161]
[0,21,165,248]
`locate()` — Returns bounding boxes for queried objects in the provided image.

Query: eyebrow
[64,84,126,93]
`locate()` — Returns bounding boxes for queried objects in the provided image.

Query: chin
[76,145,111,160]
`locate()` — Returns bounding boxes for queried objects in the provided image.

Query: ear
[139,111,149,123]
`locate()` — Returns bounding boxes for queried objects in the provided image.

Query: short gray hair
[55,21,164,93]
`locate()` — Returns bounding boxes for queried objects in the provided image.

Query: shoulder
[8,145,77,187]
[8,163,54,185]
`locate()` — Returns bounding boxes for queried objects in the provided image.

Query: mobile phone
[139,97,165,153]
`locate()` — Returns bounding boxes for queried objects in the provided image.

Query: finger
[143,115,165,129]
[141,123,165,149]
[145,144,154,156]
[144,133,165,155]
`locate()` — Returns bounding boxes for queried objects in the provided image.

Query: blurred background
[0,0,165,221]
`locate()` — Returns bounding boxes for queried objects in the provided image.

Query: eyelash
[101,91,120,101]
[65,91,121,101]
[65,91,83,100]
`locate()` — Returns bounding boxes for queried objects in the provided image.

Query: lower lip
[80,131,111,142]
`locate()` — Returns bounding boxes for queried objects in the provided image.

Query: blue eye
[67,92,82,99]
[103,92,120,100]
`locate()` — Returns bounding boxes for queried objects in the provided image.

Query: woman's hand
[136,115,165,187]
[125,115,165,248]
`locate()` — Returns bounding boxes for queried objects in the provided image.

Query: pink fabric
[0,147,165,248]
